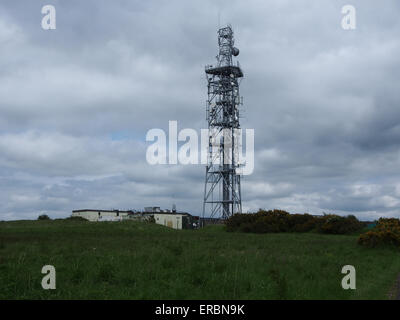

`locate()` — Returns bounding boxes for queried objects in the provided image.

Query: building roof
[72,209,193,217]
[72,209,133,214]
[153,212,192,217]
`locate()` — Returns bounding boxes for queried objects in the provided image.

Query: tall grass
[0,219,399,299]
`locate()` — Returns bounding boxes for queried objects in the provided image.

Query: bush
[252,209,290,233]
[316,214,364,235]
[37,214,50,220]
[287,213,316,232]
[225,213,258,232]
[358,218,400,247]
[226,209,290,233]
[226,210,364,235]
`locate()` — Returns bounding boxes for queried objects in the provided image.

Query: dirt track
[388,274,400,300]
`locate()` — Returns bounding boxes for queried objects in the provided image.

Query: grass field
[1,219,400,299]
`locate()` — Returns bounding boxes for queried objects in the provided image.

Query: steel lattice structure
[202,25,243,220]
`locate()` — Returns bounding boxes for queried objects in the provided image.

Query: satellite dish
[232,47,240,56]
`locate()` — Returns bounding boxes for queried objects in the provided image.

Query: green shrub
[226,210,290,233]
[287,213,316,232]
[226,210,364,235]
[226,213,257,232]
[358,218,400,247]
[252,210,290,233]
[316,214,364,235]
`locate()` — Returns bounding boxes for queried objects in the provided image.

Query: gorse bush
[316,214,364,235]
[249,210,291,233]
[358,218,400,247]
[226,210,364,235]
[287,213,317,232]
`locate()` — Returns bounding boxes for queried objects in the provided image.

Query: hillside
[0,219,399,299]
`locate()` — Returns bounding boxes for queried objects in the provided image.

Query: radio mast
[203,25,243,220]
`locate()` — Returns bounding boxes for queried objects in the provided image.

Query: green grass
[0,219,399,299]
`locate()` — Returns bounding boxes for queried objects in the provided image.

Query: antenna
[203,25,244,221]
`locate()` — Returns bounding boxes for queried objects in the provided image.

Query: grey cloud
[0,0,400,220]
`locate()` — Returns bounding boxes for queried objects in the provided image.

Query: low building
[71,207,199,229]
[71,209,132,222]
[154,212,198,230]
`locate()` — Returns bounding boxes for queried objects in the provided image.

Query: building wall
[154,214,184,230]
[72,210,194,227]
[72,210,129,222]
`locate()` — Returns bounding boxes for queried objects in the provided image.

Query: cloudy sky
[0,0,399,220]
